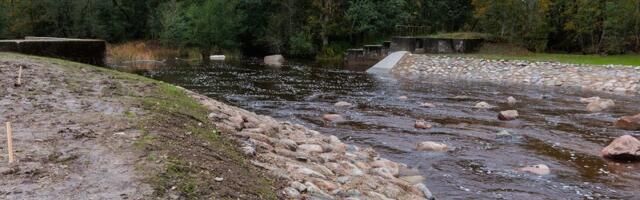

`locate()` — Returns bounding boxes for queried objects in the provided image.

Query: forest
[1,0,640,58]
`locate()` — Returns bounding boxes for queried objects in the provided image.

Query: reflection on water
[127,60,640,199]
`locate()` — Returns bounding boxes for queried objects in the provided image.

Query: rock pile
[392,55,640,95]
[187,91,435,200]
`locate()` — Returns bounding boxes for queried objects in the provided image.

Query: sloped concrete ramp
[366,51,408,73]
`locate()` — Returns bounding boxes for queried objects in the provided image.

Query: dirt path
[0,53,279,199]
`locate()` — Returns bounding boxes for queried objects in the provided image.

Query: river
[124,60,640,200]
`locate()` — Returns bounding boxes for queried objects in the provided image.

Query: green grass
[456,53,640,66]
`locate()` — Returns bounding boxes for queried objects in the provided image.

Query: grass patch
[456,53,640,66]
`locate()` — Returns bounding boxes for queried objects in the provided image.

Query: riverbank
[392,54,640,95]
[0,53,278,199]
[0,53,433,199]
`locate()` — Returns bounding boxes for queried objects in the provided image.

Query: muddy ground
[0,53,279,199]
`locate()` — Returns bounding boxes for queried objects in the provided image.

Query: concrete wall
[0,38,106,66]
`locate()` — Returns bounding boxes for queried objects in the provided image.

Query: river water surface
[127,60,639,200]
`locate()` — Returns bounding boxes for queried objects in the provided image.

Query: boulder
[264,54,285,67]
[414,120,432,129]
[586,99,615,112]
[601,135,640,161]
[519,164,550,175]
[614,114,640,130]
[498,110,519,121]
[475,101,495,109]
[415,141,448,152]
[323,114,345,122]
[334,101,353,107]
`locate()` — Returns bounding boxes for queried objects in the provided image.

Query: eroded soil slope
[0,53,279,199]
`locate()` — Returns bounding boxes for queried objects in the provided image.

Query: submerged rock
[475,101,495,109]
[496,130,512,138]
[415,120,432,129]
[507,96,517,105]
[398,96,409,100]
[415,141,448,152]
[614,113,640,130]
[323,114,345,122]
[586,99,615,112]
[519,164,550,175]
[579,96,601,104]
[334,101,353,107]
[601,135,640,161]
[498,110,519,121]
[420,102,436,108]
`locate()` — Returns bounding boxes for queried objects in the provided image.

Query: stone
[496,130,511,138]
[420,102,436,108]
[214,177,224,182]
[400,175,425,184]
[415,183,436,200]
[334,101,353,107]
[398,96,409,100]
[507,96,517,105]
[475,101,495,109]
[415,141,448,152]
[601,135,640,161]
[614,114,640,130]
[498,110,519,121]
[519,164,550,175]
[586,99,615,112]
[282,187,301,198]
[313,178,339,192]
[264,54,285,67]
[414,120,432,129]
[298,144,324,154]
[323,114,345,122]
[228,115,245,128]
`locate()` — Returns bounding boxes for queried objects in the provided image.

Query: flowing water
[126,60,639,200]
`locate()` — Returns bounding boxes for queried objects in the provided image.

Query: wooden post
[6,122,14,164]
[15,65,23,87]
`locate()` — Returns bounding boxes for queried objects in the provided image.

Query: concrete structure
[367,51,408,74]
[0,37,106,66]
[344,36,484,71]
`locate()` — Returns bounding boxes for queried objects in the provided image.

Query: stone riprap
[392,54,640,95]
[187,91,434,200]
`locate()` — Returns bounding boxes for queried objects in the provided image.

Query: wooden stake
[15,65,23,87]
[6,122,14,164]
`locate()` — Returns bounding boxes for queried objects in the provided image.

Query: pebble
[214,177,224,182]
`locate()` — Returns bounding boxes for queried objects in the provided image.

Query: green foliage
[289,30,315,56]
[2,0,640,55]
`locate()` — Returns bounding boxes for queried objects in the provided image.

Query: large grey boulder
[264,54,285,67]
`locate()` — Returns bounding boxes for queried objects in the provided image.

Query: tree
[310,0,344,51]
[185,0,245,63]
